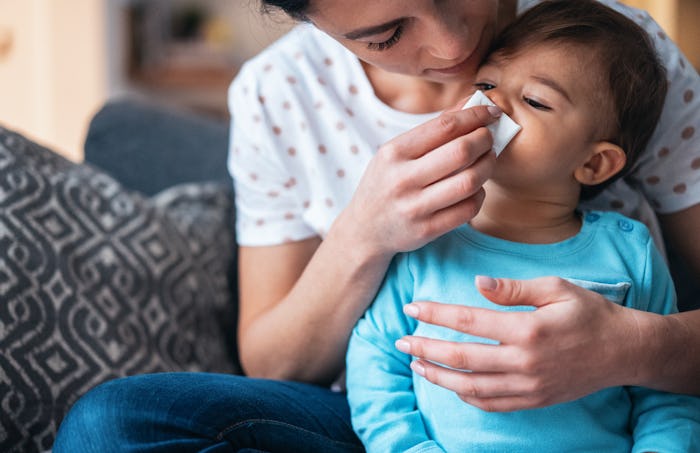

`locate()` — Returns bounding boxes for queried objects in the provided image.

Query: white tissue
[462,90,521,156]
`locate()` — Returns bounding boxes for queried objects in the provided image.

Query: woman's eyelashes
[366,26,404,51]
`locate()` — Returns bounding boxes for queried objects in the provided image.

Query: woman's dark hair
[260,0,310,21]
[488,0,668,200]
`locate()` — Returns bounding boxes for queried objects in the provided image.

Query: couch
[1,99,242,452]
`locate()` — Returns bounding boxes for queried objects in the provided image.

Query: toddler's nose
[483,89,513,117]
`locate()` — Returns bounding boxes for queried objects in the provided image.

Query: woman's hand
[338,105,501,259]
[395,276,647,412]
[238,103,500,383]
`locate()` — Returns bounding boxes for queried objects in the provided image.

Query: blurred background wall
[0,0,697,162]
[0,0,292,161]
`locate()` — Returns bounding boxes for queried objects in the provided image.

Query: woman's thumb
[475,275,564,308]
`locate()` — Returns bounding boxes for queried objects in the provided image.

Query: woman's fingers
[408,361,546,410]
[396,336,519,373]
[409,358,587,412]
[407,127,493,187]
[415,148,496,214]
[400,277,597,343]
[386,105,500,160]
[458,395,543,413]
[475,275,579,308]
[424,188,487,237]
[396,277,631,411]
[402,301,534,344]
[344,105,500,255]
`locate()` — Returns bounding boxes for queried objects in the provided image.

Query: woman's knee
[54,377,141,451]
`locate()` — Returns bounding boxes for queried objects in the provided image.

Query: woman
[54,0,700,451]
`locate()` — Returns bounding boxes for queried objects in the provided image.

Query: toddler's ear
[574,141,626,186]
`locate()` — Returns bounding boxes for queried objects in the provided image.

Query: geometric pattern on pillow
[0,126,239,452]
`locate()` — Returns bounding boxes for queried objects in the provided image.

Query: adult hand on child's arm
[397,276,700,412]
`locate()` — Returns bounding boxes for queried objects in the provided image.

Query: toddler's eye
[474,82,495,91]
[524,97,551,111]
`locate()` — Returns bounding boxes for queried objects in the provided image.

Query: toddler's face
[473,43,611,195]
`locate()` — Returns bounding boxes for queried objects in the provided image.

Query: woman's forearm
[238,210,393,385]
[648,206,700,392]
[634,308,700,394]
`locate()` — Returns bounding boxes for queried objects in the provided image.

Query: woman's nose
[424,16,466,60]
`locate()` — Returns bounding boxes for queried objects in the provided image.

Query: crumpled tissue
[462,90,521,156]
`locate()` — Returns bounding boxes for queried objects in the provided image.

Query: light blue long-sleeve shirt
[347,211,700,453]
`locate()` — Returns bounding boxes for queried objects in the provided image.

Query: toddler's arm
[346,255,445,453]
[630,237,700,452]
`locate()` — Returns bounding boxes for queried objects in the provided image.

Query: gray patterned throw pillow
[0,126,239,452]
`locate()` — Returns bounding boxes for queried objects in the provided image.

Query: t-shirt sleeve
[626,8,700,213]
[227,62,316,246]
[636,231,678,315]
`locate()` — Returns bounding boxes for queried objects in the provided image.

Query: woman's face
[306,0,500,83]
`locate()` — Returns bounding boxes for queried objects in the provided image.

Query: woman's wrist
[622,309,663,387]
[631,309,700,392]
[583,304,664,390]
[623,309,687,389]
[326,205,396,270]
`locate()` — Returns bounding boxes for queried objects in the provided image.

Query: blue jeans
[53,373,364,452]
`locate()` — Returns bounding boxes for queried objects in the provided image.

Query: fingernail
[395,339,411,353]
[403,303,419,317]
[475,275,497,291]
[411,361,426,376]
[487,105,502,117]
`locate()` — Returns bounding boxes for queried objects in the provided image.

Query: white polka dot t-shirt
[228,24,434,246]
[228,1,700,247]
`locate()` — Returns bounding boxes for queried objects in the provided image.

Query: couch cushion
[0,125,239,452]
[84,100,231,196]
